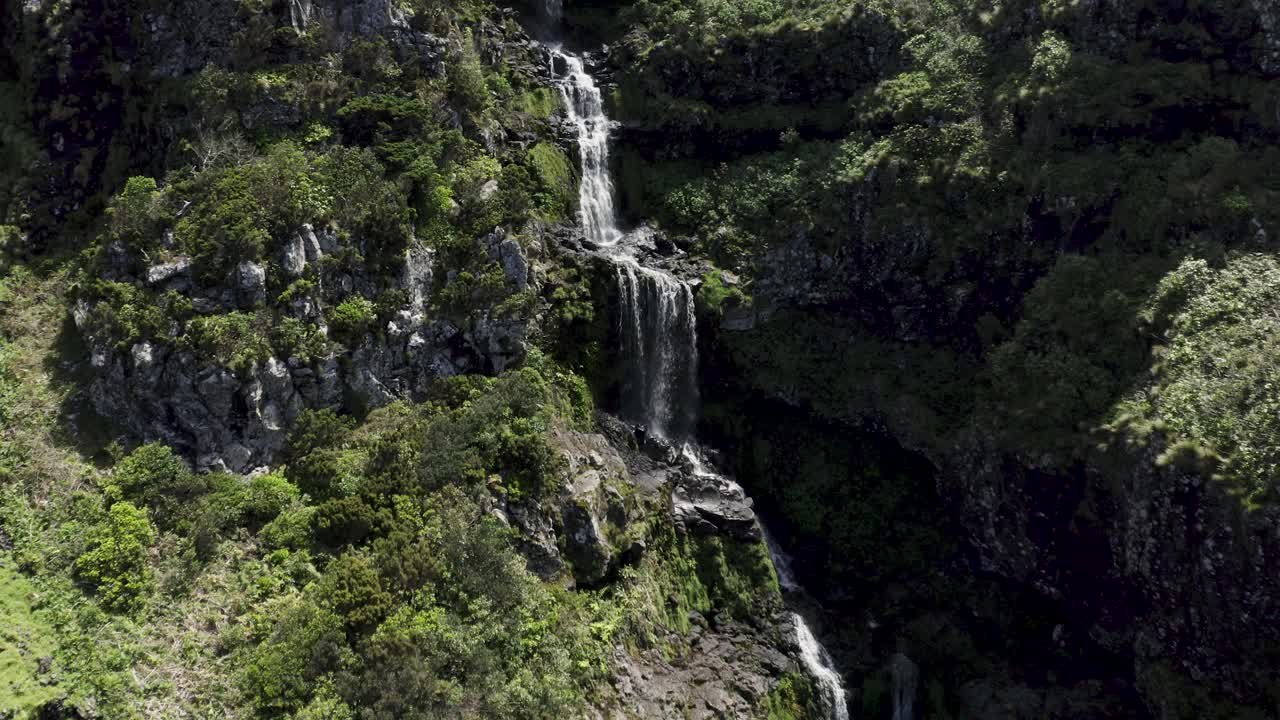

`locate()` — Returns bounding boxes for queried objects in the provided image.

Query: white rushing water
[616,259,698,439]
[550,46,622,247]
[795,616,851,720]
[763,532,850,720]
[549,31,695,436]
[542,0,563,24]
[689,445,849,720]
[762,525,800,592]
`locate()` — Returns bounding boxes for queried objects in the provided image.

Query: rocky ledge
[76,225,536,473]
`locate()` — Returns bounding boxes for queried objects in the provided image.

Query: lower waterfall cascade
[891,653,919,720]
[763,521,851,720]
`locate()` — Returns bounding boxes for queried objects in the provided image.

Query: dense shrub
[182,312,273,374]
[983,254,1160,456]
[525,142,574,216]
[241,596,352,714]
[74,501,156,614]
[82,282,191,350]
[110,443,201,527]
[326,297,378,343]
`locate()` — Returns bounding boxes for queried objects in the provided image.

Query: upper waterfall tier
[550,46,623,247]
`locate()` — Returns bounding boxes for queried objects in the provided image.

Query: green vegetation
[1,259,783,717]
[74,501,157,615]
[1111,255,1280,503]
[613,1,1280,715]
[6,0,1280,715]
[45,0,576,373]
[697,269,749,316]
[762,673,822,720]
[625,0,1280,501]
[327,297,378,343]
[526,142,576,216]
[0,560,61,716]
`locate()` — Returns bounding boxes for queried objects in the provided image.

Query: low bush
[327,297,378,343]
[182,312,273,374]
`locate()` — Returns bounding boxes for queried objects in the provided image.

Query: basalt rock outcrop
[77,227,536,473]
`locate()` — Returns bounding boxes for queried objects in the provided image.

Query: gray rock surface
[1253,0,1280,75]
[672,469,761,542]
[529,427,812,719]
[599,614,794,720]
[80,232,538,472]
[146,257,191,286]
[234,261,266,307]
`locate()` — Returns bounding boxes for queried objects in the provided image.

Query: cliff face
[78,224,534,473]
[46,0,549,472]
[605,0,1280,716]
[0,0,826,717]
[4,0,1280,717]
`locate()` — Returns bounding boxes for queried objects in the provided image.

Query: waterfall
[762,525,800,592]
[548,24,844,719]
[795,617,851,720]
[891,653,919,720]
[548,38,694,437]
[542,0,563,24]
[550,46,622,247]
[615,260,698,439]
[762,532,849,720]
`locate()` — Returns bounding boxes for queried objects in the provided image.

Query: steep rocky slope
[0,0,824,717]
[3,0,1279,718]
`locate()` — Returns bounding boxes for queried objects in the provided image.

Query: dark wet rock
[672,470,761,542]
[561,498,613,585]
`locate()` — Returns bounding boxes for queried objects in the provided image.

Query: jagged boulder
[545,429,639,586]
[560,497,613,585]
[281,224,323,277]
[234,261,266,307]
[672,470,761,542]
[80,223,540,471]
[145,256,191,287]
[1253,0,1280,75]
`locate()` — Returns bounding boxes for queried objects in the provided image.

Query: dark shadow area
[44,308,122,466]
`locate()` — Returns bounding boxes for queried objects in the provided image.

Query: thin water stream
[763,525,851,720]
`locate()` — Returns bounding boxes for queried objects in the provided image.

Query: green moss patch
[0,559,62,715]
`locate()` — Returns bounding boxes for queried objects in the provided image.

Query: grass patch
[527,141,575,216]
[0,558,61,715]
[514,87,559,119]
